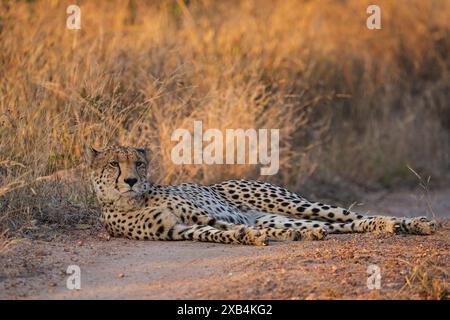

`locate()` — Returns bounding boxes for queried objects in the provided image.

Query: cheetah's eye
[109,161,119,167]
[136,161,146,168]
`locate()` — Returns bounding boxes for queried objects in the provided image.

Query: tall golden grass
[0,0,449,232]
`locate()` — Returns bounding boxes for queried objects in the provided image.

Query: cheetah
[85,146,437,246]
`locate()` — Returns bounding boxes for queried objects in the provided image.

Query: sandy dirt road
[1,189,449,299]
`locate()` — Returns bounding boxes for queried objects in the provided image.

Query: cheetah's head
[84,145,149,202]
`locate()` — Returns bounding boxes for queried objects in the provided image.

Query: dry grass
[0,0,449,233]
[0,230,20,254]
[402,255,449,300]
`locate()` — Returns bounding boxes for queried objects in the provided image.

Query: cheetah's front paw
[236,227,269,246]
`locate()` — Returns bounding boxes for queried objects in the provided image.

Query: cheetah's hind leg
[317,216,438,235]
[397,216,438,235]
[246,210,402,235]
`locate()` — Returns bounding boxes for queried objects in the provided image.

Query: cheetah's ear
[84,145,100,166]
[135,147,148,160]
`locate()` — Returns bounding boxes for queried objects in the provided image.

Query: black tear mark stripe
[100,166,107,181]
[115,164,122,187]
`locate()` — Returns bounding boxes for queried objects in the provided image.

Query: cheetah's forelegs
[168,224,269,246]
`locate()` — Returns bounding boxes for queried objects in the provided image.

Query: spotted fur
[85,146,438,246]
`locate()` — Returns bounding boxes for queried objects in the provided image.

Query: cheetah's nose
[124,178,138,187]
